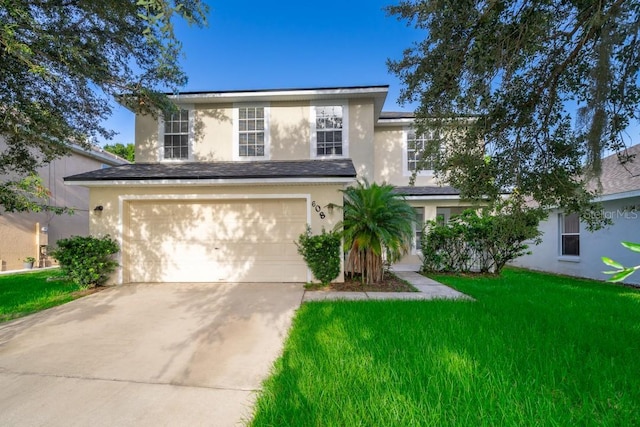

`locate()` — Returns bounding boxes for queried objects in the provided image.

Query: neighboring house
[0,143,129,271]
[64,86,473,284]
[512,144,640,284]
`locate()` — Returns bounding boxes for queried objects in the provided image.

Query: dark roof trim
[379,111,416,119]
[64,159,357,182]
[393,186,461,196]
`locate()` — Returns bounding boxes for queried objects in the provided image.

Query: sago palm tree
[335,180,416,284]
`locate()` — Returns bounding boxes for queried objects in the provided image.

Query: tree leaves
[0,0,208,211]
[388,0,639,228]
[602,242,640,282]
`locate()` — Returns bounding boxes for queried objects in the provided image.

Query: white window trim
[558,213,581,259]
[158,104,195,162]
[233,102,271,161]
[402,127,436,178]
[310,101,349,159]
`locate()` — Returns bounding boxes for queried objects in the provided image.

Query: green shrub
[296,226,341,286]
[422,202,542,274]
[51,235,119,288]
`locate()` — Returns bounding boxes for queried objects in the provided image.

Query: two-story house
[0,142,128,271]
[64,86,472,284]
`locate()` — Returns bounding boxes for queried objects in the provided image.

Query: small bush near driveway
[52,235,119,288]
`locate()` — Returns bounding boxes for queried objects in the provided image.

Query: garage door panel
[126,198,308,283]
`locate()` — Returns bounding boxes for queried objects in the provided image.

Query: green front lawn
[0,270,86,322]
[251,268,640,426]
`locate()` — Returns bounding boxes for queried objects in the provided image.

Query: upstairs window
[407,130,438,172]
[238,106,266,157]
[560,213,580,256]
[163,109,190,160]
[234,104,269,160]
[315,106,344,156]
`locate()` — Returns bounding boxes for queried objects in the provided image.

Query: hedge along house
[64,86,474,284]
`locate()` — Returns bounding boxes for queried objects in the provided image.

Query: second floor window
[238,106,265,157]
[163,109,190,160]
[316,106,343,156]
[407,130,438,172]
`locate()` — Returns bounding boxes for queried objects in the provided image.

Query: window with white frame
[560,213,580,256]
[413,207,425,252]
[238,106,266,157]
[315,106,343,156]
[407,130,439,172]
[163,109,190,160]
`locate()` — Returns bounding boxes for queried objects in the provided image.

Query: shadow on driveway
[0,282,304,426]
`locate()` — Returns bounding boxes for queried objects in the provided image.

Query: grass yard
[251,268,640,426]
[0,270,86,322]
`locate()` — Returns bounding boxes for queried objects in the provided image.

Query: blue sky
[100,1,422,145]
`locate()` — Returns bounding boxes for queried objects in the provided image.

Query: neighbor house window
[315,105,344,156]
[238,106,265,157]
[163,109,190,160]
[413,207,425,253]
[407,130,438,173]
[560,213,580,256]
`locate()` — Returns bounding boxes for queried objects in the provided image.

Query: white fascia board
[69,144,130,165]
[376,118,415,127]
[65,177,356,187]
[593,189,640,203]
[170,87,388,103]
[170,87,389,120]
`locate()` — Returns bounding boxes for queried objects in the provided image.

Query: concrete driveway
[0,282,304,426]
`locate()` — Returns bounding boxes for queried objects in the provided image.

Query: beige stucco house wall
[66,85,474,283]
[0,141,128,271]
[87,183,346,284]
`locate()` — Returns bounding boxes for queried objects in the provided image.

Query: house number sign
[311,201,326,219]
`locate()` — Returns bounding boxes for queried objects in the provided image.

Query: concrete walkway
[302,271,470,302]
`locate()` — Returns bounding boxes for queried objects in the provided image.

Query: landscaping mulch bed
[308,273,418,292]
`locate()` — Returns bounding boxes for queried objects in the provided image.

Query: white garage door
[125,198,308,283]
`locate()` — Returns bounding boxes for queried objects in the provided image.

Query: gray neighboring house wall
[512,144,640,285]
[0,141,129,271]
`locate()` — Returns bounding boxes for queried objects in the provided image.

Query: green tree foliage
[388,0,639,229]
[104,143,135,163]
[296,227,341,286]
[0,174,69,214]
[422,202,542,274]
[0,0,208,210]
[51,235,119,288]
[334,180,416,284]
[602,241,640,282]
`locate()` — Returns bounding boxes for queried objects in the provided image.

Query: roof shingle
[587,144,640,196]
[393,186,460,196]
[64,159,357,182]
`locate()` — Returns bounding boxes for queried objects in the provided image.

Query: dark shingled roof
[64,159,357,182]
[587,144,640,196]
[393,186,460,196]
